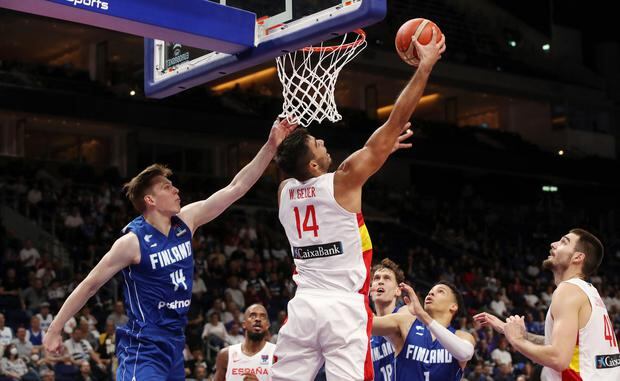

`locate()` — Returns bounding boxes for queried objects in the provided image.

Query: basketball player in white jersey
[475,228,620,381]
[271,29,446,381]
[214,304,275,381]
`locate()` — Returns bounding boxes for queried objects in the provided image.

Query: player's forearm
[526,332,545,345]
[510,339,567,371]
[47,280,98,334]
[386,64,432,130]
[364,64,431,154]
[427,321,474,361]
[228,142,277,197]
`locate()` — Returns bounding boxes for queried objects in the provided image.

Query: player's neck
[143,211,172,236]
[242,339,266,356]
[554,267,584,285]
[428,310,452,328]
[375,299,397,317]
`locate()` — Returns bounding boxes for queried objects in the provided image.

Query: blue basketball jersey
[371,335,395,381]
[395,319,463,381]
[372,306,399,381]
[120,215,194,333]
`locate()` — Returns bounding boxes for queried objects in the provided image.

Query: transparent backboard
[144,0,386,98]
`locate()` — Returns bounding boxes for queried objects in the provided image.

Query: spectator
[77,320,98,350]
[0,343,31,381]
[0,268,22,312]
[63,329,106,380]
[64,206,84,230]
[192,270,207,302]
[0,313,13,347]
[18,240,40,271]
[96,320,115,372]
[240,269,270,298]
[201,313,227,347]
[78,306,98,337]
[522,285,539,309]
[26,316,44,347]
[64,329,95,366]
[206,299,225,322]
[35,261,56,287]
[490,292,508,317]
[46,281,66,310]
[106,301,128,327]
[186,364,208,381]
[11,328,33,360]
[39,368,55,381]
[491,337,513,369]
[467,362,493,381]
[27,346,46,375]
[540,285,554,308]
[35,303,53,334]
[184,348,207,378]
[225,322,244,346]
[21,278,47,314]
[76,360,94,381]
[224,276,245,310]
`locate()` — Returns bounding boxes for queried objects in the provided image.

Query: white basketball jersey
[278,173,373,293]
[541,278,620,381]
[225,342,276,381]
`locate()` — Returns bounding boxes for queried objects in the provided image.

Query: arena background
[0,0,619,380]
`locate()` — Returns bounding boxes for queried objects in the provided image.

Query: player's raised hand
[391,122,414,153]
[414,27,446,69]
[473,312,506,334]
[400,282,425,317]
[268,117,298,148]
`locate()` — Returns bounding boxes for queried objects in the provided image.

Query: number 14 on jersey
[293,205,319,239]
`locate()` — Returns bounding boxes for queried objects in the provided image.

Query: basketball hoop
[276,29,367,127]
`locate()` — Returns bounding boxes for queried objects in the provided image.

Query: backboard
[144,0,386,98]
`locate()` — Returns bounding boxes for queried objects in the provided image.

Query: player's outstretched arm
[372,314,404,337]
[43,234,140,354]
[473,312,506,334]
[474,311,545,344]
[213,347,229,381]
[503,283,583,371]
[180,119,297,232]
[335,29,445,189]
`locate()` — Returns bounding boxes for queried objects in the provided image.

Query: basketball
[395,18,443,66]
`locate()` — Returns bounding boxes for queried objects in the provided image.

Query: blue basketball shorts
[116,324,185,381]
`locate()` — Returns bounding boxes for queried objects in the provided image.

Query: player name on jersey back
[288,186,316,200]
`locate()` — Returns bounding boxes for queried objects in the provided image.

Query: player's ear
[395,285,402,297]
[449,302,458,315]
[572,251,586,265]
[144,194,155,206]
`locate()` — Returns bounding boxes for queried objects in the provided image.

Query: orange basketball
[395,18,443,66]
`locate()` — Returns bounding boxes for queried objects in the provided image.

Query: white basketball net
[276,29,367,127]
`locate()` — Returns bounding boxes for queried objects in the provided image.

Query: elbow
[81,277,101,299]
[548,355,572,372]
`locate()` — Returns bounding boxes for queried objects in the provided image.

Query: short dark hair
[436,280,466,319]
[570,228,604,277]
[123,164,172,212]
[275,128,313,181]
[371,258,405,284]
